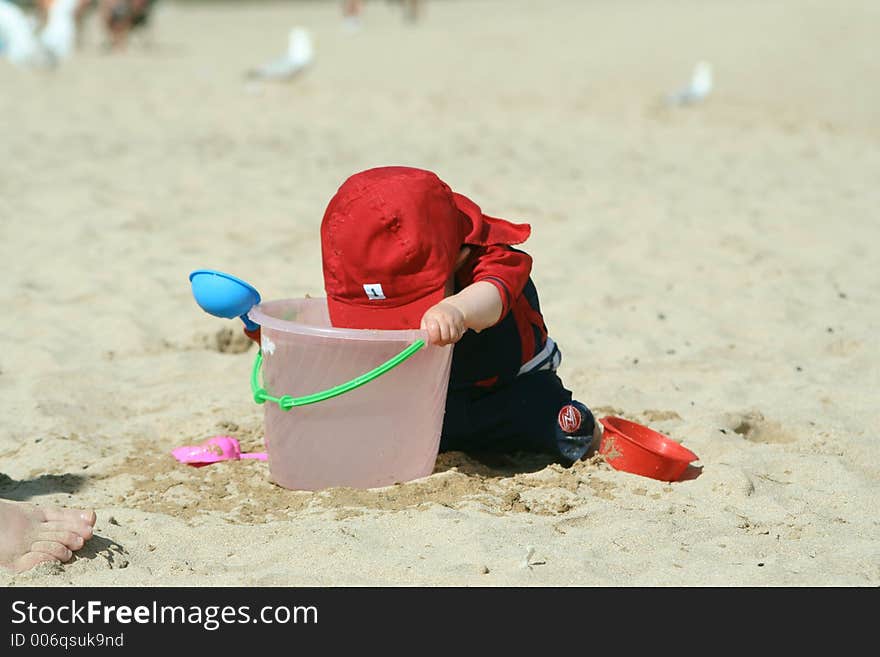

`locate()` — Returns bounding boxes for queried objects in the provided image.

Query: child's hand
[420,302,467,346]
[419,280,503,346]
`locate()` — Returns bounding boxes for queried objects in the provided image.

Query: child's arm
[420,244,532,346]
[420,281,503,346]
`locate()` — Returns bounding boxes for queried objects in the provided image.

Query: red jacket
[449,244,559,392]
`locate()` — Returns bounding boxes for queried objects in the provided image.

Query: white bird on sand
[667,61,713,106]
[39,0,79,61]
[0,0,55,67]
[246,27,314,81]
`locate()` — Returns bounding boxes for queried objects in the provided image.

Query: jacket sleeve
[457,245,533,324]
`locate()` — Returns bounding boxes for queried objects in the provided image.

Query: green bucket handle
[250,340,426,411]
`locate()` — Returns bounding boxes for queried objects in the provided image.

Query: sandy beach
[1,0,878,587]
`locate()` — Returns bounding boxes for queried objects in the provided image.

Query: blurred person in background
[35,0,92,33]
[99,0,155,50]
[0,0,54,66]
[35,0,88,59]
[342,0,423,30]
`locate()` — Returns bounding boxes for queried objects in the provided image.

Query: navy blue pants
[440,371,592,463]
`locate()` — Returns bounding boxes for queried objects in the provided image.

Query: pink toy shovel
[172,436,268,468]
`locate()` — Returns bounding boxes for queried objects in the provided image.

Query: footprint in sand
[724,410,796,444]
[640,409,682,423]
[711,464,756,498]
[194,327,254,354]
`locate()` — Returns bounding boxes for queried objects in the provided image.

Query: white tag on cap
[363,283,386,300]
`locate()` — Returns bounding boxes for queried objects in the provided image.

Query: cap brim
[327,286,447,331]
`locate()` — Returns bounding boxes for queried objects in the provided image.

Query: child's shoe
[556,400,598,463]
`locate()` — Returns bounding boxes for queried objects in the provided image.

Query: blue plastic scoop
[189,269,261,332]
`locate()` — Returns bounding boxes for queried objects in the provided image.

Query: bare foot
[0,501,96,573]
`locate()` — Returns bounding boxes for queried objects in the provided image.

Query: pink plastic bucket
[248,297,453,491]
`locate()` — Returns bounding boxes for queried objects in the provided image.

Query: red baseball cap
[321,166,531,330]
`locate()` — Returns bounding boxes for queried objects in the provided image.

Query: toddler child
[248,166,600,464]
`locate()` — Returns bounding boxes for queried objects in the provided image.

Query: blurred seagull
[246,27,314,81]
[667,61,713,106]
[0,0,56,67]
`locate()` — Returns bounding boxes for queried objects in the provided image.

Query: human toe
[43,507,96,527]
[42,519,94,541]
[41,530,85,550]
[14,552,57,573]
[30,541,73,562]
